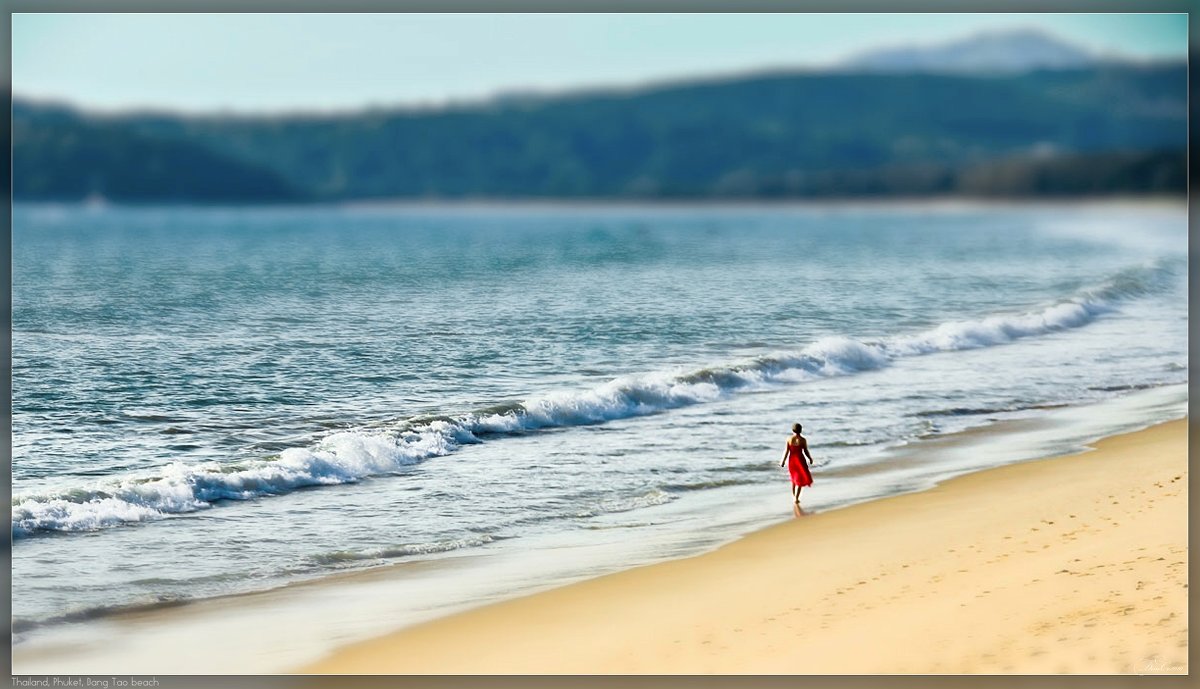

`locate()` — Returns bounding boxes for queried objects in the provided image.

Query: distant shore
[300,418,1188,674]
[331,194,1188,211]
[13,194,1189,211]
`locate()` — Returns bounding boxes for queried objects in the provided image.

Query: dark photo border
[5,2,1195,688]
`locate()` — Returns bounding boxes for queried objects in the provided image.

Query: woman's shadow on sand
[792,503,809,519]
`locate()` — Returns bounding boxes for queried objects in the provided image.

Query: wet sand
[300,418,1188,674]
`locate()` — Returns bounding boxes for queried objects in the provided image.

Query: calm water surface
[11,202,1188,640]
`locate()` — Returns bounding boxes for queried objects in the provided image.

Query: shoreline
[10,390,1187,675]
[299,417,1189,674]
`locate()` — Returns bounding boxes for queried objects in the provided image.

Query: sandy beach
[299,418,1188,674]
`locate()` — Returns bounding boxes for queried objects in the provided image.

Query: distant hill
[12,61,1187,202]
[843,28,1102,73]
[13,103,301,203]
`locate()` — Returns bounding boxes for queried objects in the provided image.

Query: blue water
[10,201,1188,644]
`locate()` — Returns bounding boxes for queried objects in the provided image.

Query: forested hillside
[13,62,1187,202]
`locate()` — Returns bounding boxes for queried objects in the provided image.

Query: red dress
[786,441,813,488]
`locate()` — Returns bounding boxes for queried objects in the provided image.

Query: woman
[781,422,814,504]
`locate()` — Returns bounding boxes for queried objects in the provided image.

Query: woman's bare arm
[801,437,814,465]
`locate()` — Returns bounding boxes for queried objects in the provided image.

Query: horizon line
[13,55,1181,120]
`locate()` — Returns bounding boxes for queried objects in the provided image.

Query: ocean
[10,201,1188,670]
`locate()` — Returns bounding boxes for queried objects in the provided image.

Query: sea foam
[11,259,1177,538]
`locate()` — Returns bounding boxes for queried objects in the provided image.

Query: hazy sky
[13,12,1189,113]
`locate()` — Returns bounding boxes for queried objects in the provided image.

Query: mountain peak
[843,28,1105,73]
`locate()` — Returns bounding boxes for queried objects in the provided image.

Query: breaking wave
[12,259,1177,538]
